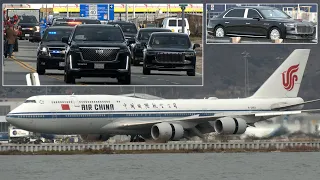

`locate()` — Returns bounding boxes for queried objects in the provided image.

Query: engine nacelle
[80,134,110,142]
[213,117,247,135]
[151,122,184,141]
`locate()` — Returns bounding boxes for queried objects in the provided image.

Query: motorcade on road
[36,26,74,75]
[207,6,317,40]
[61,24,132,84]
[142,32,200,76]
[131,27,172,66]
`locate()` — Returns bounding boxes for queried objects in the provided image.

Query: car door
[223,8,246,35]
[244,8,266,36]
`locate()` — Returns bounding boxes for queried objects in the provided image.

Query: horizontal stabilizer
[271,98,320,110]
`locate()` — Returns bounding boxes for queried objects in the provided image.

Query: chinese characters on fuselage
[123,103,178,109]
[80,102,178,111]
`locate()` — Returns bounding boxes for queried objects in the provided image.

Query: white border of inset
[205,3,318,44]
[2,3,204,87]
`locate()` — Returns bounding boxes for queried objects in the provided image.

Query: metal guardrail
[1,141,319,152]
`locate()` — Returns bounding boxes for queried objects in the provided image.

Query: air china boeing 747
[5,49,320,142]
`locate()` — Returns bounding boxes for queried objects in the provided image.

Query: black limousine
[207,6,317,40]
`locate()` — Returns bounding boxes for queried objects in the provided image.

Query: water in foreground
[0,152,319,180]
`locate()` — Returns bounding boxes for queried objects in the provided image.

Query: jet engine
[151,122,184,141]
[80,134,110,142]
[213,117,247,135]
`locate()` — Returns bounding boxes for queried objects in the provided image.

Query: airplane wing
[104,109,320,130]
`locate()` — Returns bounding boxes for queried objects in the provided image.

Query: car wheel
[143,65,150,75]
[118,73,131,84]
[269,27,281,40]
[36,61,45,75]
[187,69,196,76]
[214,26,225,38]
[133,56,140,66]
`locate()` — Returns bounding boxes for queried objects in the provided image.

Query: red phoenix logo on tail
[282,64,299,91]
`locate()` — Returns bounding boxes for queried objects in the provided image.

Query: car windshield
[19,16,38,23]
[73,27,124,41]
[260,9,290,19]
[138,30,170,40]
[42,29,73,41]
[116,24,137,33]
[149,35,191,48]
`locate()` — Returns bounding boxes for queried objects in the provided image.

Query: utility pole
[125,4,128,21]
[179,4,188,33]
[133,4,135,18]
[242,51,250,97]
[67,4,69,17]
[167,4,169,17]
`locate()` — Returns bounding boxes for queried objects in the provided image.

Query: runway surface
[3,40,203,86]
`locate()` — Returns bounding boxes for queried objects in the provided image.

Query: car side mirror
[61,36,69,44]
[193,43,200,49]
[252,16,261,21]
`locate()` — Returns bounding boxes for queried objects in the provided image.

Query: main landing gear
[130,135,146,142]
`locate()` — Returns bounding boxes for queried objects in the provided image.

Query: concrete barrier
[1,141,319,152]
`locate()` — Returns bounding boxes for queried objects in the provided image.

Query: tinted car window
[118,24,137,33]
[42,29,73,41]
[247,9,262,18]
[260,9,290,19]
[19,16,38,23]
[150,34,191,48]
[224,9,245,18]
[138,30,171,40]
[177,20,187,27]
[168,20,176,26]
[73,26,124,41]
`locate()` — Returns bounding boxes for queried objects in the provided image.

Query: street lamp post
[242,51,250,97]
[179,4,188,34]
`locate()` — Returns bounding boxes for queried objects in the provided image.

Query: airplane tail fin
[250,49,310,98]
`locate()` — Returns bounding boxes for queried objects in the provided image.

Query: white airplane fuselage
[6,95,304,135]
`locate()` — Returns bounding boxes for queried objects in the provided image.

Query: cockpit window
[25,100,36,103]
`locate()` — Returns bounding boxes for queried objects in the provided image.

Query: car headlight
[284,23,296,28]
[185,52,195,57]
[40,46,48,53]
[35,26,40,32]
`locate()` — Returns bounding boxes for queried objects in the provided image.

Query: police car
[36,26,74,75]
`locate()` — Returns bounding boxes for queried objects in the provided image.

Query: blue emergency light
[48,31,57,35]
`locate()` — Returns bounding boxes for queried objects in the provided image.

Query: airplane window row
[25,100,36,103]
[13,113,215,119]
[79,101,112,103]
[52,101,73,104]
[16,115,44,118]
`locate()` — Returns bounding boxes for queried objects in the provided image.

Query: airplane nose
[5,113,15,124]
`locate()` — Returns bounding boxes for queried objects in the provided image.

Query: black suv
[131,28,172,66]
[61,24,132,84]
[107,21,137,44]
[18,15,41,42]
[143,32,200,76]
[207,6,317,40]
[36,26,74,75]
